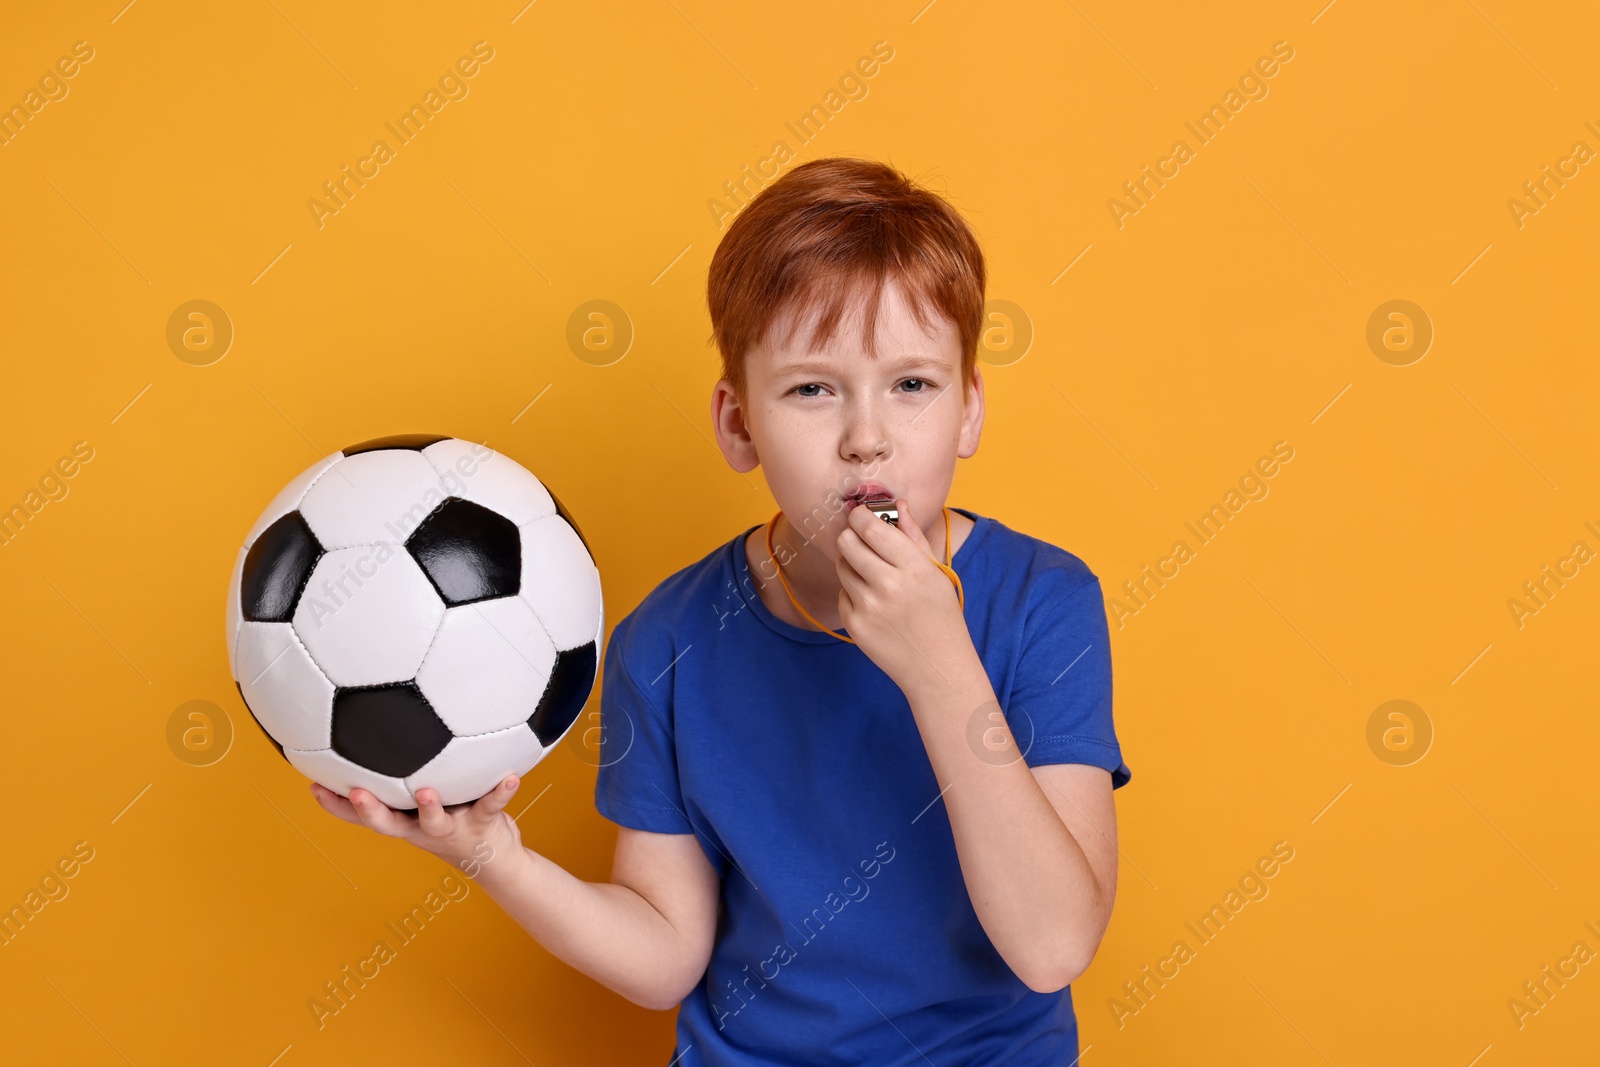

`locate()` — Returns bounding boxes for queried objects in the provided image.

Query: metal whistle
[864,499,899,526]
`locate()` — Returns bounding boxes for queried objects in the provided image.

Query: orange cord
[764,506,965,644]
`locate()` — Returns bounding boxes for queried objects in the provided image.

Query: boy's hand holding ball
[310,773,525,880]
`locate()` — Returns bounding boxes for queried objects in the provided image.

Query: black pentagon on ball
[530,640,597,746]
[546,484,595,561]
[405,497,522,605]
[331,682,454,778]
[235,680,286,760]
[242,511,323,622]
[341,433,450,456]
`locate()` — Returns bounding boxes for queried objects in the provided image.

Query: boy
[312,156,1132,1065]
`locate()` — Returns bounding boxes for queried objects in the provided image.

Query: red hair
[706,157,987,404]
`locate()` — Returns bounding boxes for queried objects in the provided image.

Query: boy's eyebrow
[775,353,950,375]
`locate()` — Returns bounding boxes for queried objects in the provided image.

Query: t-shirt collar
[730,507,990,646]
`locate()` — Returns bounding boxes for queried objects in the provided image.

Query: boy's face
[711,277,984,564]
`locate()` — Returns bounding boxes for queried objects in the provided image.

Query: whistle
[864,499,899,526]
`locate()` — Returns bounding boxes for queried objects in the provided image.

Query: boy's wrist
[900,639,987,708]
[458,835,532,890]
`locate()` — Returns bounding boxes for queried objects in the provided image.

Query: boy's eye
[790,379,932,398]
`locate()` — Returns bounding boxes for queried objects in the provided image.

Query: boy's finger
[415,787,452,836]
[836,555,867,597]
[837,521,895,583]
[847,504,915,570]
[347,786,415,837]
[893,499,935,556]
[473,774,520,818]
[309,782,364,825]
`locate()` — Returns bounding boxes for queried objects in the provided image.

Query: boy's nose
[840,408,890,464]
[841,432,889,465]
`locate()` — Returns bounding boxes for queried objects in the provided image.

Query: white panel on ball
[519,515,604,650]
[234,621,336,751]
[293,548,445,688]
[244,452,343,548]
[285,746,416,810]
[420,439,557,526]
[415,596,559,736]
[298,450,448,549]
[406,723,545,807]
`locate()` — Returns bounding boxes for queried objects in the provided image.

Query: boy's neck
[743,508,974,634]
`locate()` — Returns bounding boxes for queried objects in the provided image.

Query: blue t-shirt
[594,507,1131,1066]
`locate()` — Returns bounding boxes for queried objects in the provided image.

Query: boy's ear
[957,366,985,460]
[711,378,760,473]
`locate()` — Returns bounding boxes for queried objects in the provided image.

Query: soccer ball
[224,434,603,812]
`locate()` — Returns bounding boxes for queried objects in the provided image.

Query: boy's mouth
[844,484,894,511]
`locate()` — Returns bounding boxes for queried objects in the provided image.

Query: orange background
[2,1,1597,1063]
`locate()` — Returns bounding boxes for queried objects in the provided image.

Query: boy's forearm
[472,844,697,1010]
[901,646,1110,992]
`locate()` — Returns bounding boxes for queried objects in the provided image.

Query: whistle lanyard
[763,506,965,645]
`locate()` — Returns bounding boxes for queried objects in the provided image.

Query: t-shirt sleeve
[1006,571,1131,789]
[592,620,698,833]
